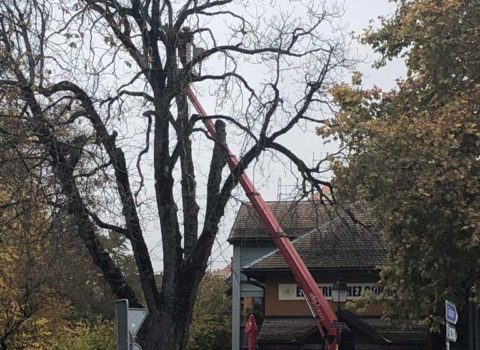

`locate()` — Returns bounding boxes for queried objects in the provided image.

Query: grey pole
[116,299,130,350]
[475,308,480,350]
[446,326,450,350]
[232,247,241,350]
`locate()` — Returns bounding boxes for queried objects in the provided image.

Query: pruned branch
[177,93,199,256]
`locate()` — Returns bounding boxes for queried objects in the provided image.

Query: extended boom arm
[186,85,339,349]
[180,30,339,350]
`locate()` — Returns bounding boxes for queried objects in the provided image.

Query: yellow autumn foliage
[0,169,73,348]
[0,103,116,349]
[52,318,115,350]
[0,205,72,348]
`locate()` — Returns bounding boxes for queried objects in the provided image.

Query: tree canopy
[0,0,349,348]
[321,0,480,328]
[0,111,132,348]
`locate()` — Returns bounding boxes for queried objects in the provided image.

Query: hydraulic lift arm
[179,30,339,350]
[185,85,339,349]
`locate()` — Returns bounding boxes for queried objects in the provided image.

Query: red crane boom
[180,30,339,350]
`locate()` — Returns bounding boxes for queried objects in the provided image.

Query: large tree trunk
[138,269,203,350]
[137,120,228,350]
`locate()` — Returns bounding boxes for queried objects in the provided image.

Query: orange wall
[264,274,383,317]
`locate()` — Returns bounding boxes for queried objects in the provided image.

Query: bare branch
[87,209,128,236]
[134,111,152,205]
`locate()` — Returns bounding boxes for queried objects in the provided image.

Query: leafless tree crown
[0,0,350,348]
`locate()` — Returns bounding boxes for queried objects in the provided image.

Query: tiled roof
[228,200,336,242]
[243,213,386,271]
[257,317,317,344]
[257,314,427,344]
[363,318,428,343]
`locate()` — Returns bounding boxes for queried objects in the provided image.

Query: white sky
[143,0,406,272]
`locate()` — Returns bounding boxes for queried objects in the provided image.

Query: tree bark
[177,93,199,257]
[18,82,142,309]
[137,119,228,350]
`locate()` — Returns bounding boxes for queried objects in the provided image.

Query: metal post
[232,246,241,350]
[475,306,480,350]
[469,301,475,350]
[116,299,129,350]
[446,321,450,350]
[336,303,341,350]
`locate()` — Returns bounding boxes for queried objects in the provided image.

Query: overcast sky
[146,0,407,272]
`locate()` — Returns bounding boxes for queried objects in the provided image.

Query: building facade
[228,200,429,350]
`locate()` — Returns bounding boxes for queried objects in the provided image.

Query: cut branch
[177,93,199,256]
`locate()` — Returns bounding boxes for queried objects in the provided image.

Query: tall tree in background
[0,106,130,348]
[0,198,70,350]
[0,123,69,349]
[0,0,349,348]
[321,0,480,328]
[187,274,230,350]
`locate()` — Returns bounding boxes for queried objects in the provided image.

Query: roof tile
[228,201,339,242]
[257,317,316,343]
[257,315,427,344]
[244,213,386,271]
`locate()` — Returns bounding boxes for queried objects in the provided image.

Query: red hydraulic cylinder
[185,85,339,349]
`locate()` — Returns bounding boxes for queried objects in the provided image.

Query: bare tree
[0,0,350,348]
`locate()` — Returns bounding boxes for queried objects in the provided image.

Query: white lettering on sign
[446,324,457,342]
[278,283,393,301]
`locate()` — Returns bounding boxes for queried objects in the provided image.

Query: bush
[53,318,115,350]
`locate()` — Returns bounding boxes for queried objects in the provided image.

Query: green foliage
[52,319,115,350]
[187,275,231,350]
[321,0,480,330]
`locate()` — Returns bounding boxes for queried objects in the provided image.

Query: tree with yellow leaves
[0,105,129,348]
[0,186,72,349]
[321,0,480,335]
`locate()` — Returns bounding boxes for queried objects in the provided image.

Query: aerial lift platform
[179,28,342,350]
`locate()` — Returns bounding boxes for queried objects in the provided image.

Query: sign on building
[278,283,393,301]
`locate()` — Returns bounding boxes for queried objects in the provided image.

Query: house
[228,200,429,350]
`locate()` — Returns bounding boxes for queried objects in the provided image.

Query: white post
[446,321,450,350]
